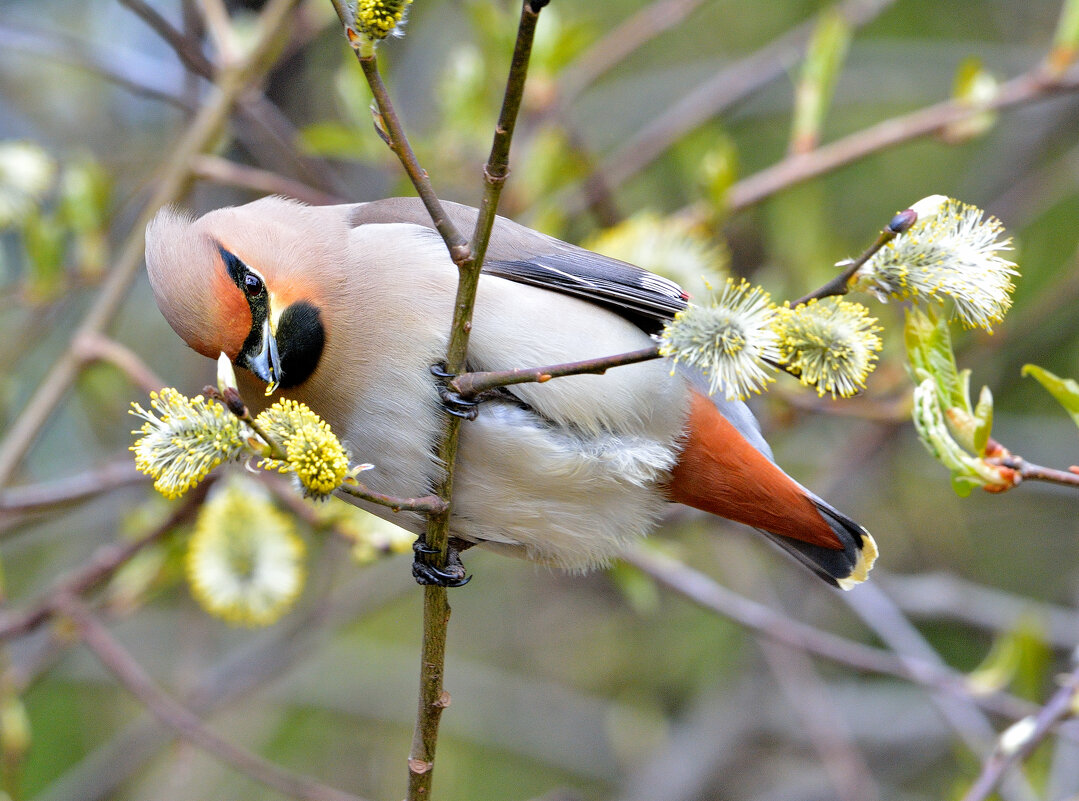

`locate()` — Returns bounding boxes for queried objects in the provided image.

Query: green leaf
[949,474,978,497]
[904,307,967,411]
[21,210,67,301]
[699,134,739,216]
[1050,0,1079,72]
[1022,364,1079,429]
[972,384,994,456]
[789,9,851,153]
[968,617,1050,701]
[607,561,660,616]
[58,156,112,234]
[941,57,998,143]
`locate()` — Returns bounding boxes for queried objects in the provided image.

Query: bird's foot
[430,363,479,420]
[412,538,472,588]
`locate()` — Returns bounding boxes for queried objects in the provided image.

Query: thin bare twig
[792,220,905,306]
[725,63,1079,213]
[451,347,661,399]
[0,459,145,518]
[330,2,549,797]
[405,5,548,799]
[72,332,165,394]
[0,23,195,111]
[882,571,1079,650]
[845,582,1039,801]
[558,0,707,105]
[560,0,896,208]
[336,483,447,514]
[58,595,368,801]
[0,484,207,641]
[987,455,1079,488]
[623,545,1041,724]
[116,0,215,79]
[961,661,1079,801]
[727,562,880,801]
[190,155,345,206]
[328,0,470,263]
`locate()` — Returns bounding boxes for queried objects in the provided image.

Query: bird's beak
[247,317,282,395]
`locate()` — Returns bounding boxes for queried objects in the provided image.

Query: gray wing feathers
[347,198,688,327]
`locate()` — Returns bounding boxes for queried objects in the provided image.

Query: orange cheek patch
[271,275,322,317]
[202,266,251,360]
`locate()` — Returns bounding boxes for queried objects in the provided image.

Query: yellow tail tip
[836,530,878,591]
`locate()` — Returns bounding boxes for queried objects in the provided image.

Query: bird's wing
[479,253,688,331]
[347,198,689,332]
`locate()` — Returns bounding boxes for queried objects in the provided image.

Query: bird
[144,195,877,589]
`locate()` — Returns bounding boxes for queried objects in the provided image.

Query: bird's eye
[243,273,264,297]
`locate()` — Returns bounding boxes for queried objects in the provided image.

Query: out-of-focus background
[1,1,1078,800]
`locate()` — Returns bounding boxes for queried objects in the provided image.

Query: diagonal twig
[623,545,1043,725]
[557,0,896,211]
[960,659,1079,801]
[57,594,368,801]
[0,484,207,640]
[0,459,145,520]
[726,63,1079,213]
[116,0,215,79]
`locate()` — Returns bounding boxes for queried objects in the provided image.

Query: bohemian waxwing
[144,196,877,588]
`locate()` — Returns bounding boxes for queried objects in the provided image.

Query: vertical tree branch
[406,7,547,800]
[329,2,548,798]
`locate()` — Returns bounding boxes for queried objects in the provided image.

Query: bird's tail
[667,387,877,589]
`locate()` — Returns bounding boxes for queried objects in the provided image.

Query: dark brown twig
[451,346,661,398]
[404,5,547,799]
[328,0,470,265]
[986,455,1079,488]
[793,225,899,306]
[354,54,470,264]
[336,483,448,514]
[58,595,368,801]
[117,0,215,79]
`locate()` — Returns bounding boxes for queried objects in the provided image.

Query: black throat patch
[276,300,325,388]
[217,245,325,388]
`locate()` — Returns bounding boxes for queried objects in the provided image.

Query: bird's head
[145,197,343,393]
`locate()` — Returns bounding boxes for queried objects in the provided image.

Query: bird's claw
[411,539,472,587]
[412,561,472,587]
[429,363,455,380]
[430,363,479,420]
